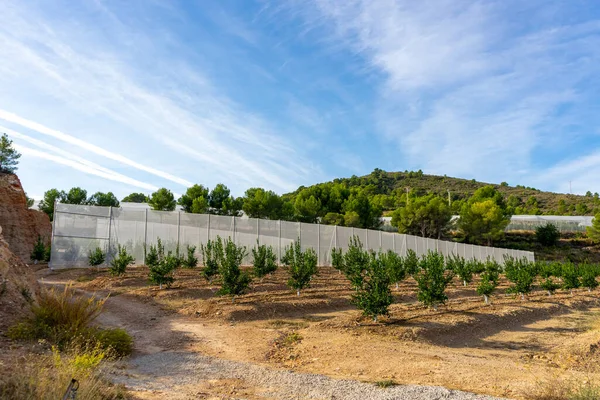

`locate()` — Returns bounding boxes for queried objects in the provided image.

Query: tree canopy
[122,192,149,203]
[391,194,452,239]
[0,133,21,174]
[148,188,176,211]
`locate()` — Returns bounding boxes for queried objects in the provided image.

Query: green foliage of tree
[88,192,120,207]
[109,245,134,276]
[201,238,222,283]
[122,192,149,203]
[342,192,382,229]
[145,240,161,268]
[251,241,277,278]
[178,184,209,213]
[282,239,318,295]
[540,277,561,296]
[391,195,452,239]
[38,189,65,220]
[452,256,472,286]
[586,213,600,243]
[381,250,406,290]
[351,253,394,322]
[148,188,176,211]
[218,238,251,299]
[0,133,21,173]
[31,236,46,263]
[476,259,501,304]
[322,212,345,226]
[343,211,361,227]
[458,193,511,245]
[341,236,370,289]
[148,253,178,289]
[561,262,581,292]
[504,257,535,299]
[294,195,322,223]
[581,264,599,291]
[414,252,454,310]
[64,187,88,205]
[25,194,34,208]
[535,223,560,246]
[242,188,284,219]
[44,243,51,262]
[404,249,419,276]
[87,247,105,268]
[181,245,198,269]
[221,195,243,217]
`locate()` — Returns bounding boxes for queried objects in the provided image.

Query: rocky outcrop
[0,173,52,263]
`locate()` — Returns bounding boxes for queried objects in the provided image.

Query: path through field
[93,291,504,400]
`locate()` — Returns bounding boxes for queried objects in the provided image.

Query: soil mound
[0,173,51,262]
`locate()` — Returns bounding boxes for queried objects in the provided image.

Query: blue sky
[1,0,600,200]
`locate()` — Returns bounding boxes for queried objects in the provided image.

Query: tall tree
[458,186,511,245]
[64,187,88,205]
[0,133,21,173]
[391,195,452,239]
[122,192,149,203]
[222,196,243,217]
[148,188,176,211]
[88,192,120,207]
[342,191,382,229]
[38,189,66,220]
[586,213,600,243]
[178,184,210,213]
[208,183,231,214]
[242,187,283,219]
[294,195,322,223]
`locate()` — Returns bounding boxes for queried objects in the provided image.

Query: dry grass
[527,375,600,400]
[0,346,128,399]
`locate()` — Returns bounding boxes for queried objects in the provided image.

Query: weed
[283,332,303,346]
[20,286,33,302]
[375,380,397,388]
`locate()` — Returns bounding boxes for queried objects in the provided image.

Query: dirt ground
[40,266,600,399]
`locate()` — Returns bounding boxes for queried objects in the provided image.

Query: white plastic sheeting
[49,203,535,268]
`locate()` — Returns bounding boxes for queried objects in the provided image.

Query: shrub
[148,253,178,289]
[352,252,394,322]
[404,249,419,276]
[201,238,222,283]
[469,259,486,274]
[561,262,581,293]
[476,259,500,304]
[535,223,560,246]
[31,236,46,264]
[504,257,536,299]
[381,250,405,290]
[145,242,160,268]
[453,256,473,286]
[218,238,251,300]
[580,263,599,292]
[414,252,454,310]
[109,245,134,276]
[252,241,278,278]
[341,236,369,289]
[181,245,198,269]
[540,277,561,296]
[44,244,51,262]
[331,247,344,274]
[282,239,318,296]
[87,247,105,268]
[93,328,133,357]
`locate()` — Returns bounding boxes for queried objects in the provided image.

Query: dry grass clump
[527,375,600,400]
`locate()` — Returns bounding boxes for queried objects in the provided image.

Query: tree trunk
[520,293,525,301]
[589,288,592,292]
[396,282,399,290]
[297,289,300,296]
[433,304,438,311]
[547,290,552,296]
[232,295,235,304]
[463,280,467,287]
[483,294,489,305]
[159,283,162,290]
[373,315,377,323]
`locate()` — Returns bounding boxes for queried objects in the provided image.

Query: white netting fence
[49,203,535,268]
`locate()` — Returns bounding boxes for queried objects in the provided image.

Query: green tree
[148,188,176,211]
[282,239,318,295]
[181,245,198,269]
[382,250,406,290]
[218,238,251,300]
[352,252,394,322]
[322,212,345,226]
[561,262,580,293]
[191,197,209,214]
[294,195,322,223]
[581,264,599,292]
[391,195,452,239]
[453,257,473,287]
[88,247,105,269]
[458,188,511,245]
[343,211,361,227]
[251,241,278,278]
[242,188,284,219]
[342,192,382,229]
[535,223,560,246]
[0,133,21,173]
[178,184,209,213]
[38,188,66,220]
[414,252,454,310]
[122,192,149,203]
[504,257,535,299]
[476,259,500,304]
[200,238,222,283]
[109,245,134,276]
[148,253,178,289]
[586,213,600,242]
[221,196,243,217]
[208,183,231,214]
[31,236,46,264]
[88,192,120,207]
[64,187,88,205]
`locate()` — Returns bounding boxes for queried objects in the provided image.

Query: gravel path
[112,350,505,400]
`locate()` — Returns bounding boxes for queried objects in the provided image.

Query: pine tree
[282,239,318,296]
[0,133,21,173]
[251,241,278,278]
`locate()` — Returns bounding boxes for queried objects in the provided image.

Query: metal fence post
[49,200,58,268]
[379,230,382,250]
[233,215,236,243]
[278,220,282,265]
[207,213,211,241]
[177,211,181,256]
[317,223,320,265]
[143,209,148,264]
[365,229,369,249]
[257,218,260,245]
[334,225,338,249]
[107,206,113,262]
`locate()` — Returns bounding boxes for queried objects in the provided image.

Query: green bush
[331,247,344,274]
[181,245,198,269]
[109,245,134,276]
[341,236,369,289]
[252,241,278,278]
[580,263,599,292]
[561,262,581,292]
[93,327,133,357]
[504,256,536,299]
[454,257,473,286]
[31,236,46,263]
[87,247,105,268]
[540,277,561,295]
[535,223,560,246]
[476,259,501,304]
[414,252,454,310]
[282,238,318,296]
[43,244,51,262]
[201,238,222,283]
[381,250,405,290]
[218,238,251,299]
[352,252,394,322]
[404,249,419,276]
[148,253,178,289]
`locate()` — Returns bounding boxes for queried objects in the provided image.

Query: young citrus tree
[581,263,599,292]
[404,249,419,276]
[352,252,394,322]
[330,247,344,275]
[454,257,473,287]
[148,253,178,289]
[504,256,536,300]
[381,250,406,290]
[251,240,277,278]
[282,239,318,296]
[181,245,198,269]
[561,262,581,294]
[218,238,251,301]
[200,237,223,283]
[88,247,105,270]
[539,261,561,296]
[109,245,134,276]
[342,236,369,290]
[414,251,454,310]
[476,259,500,304]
